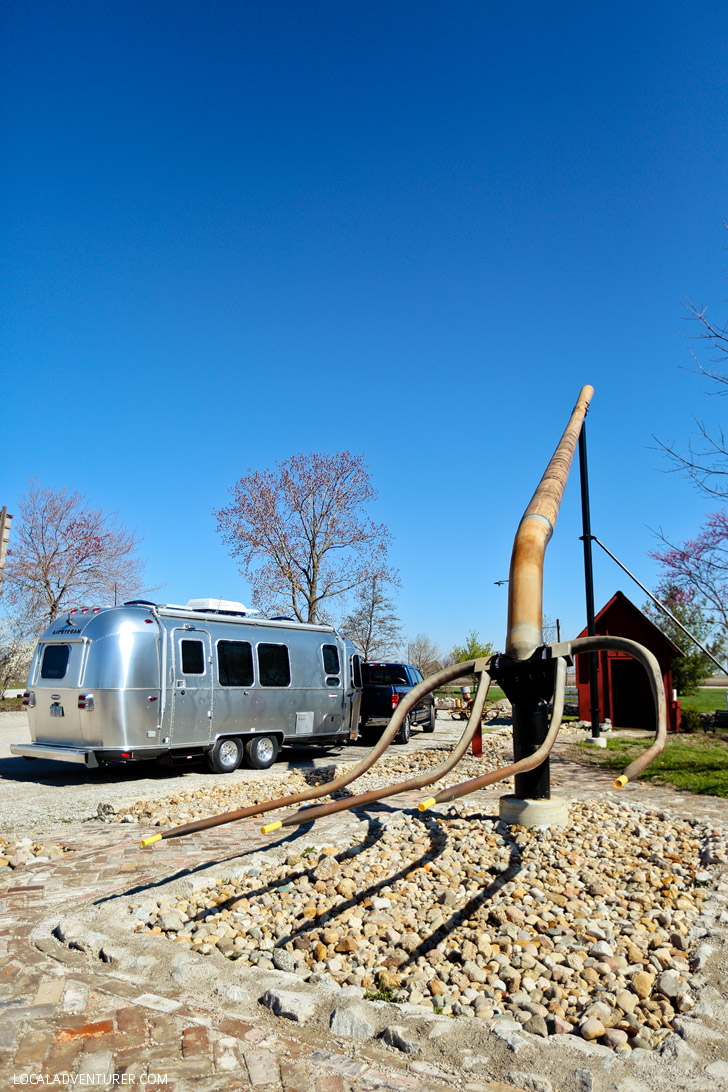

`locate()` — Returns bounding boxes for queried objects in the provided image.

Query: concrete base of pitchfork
[498,793,569,827]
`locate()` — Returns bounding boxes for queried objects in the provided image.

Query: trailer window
[181,640,205,675]
[40,644,70,680]
[258,643,290,687]
[322,644,340,685]
[351,654,362,688]
[217,641,254,686]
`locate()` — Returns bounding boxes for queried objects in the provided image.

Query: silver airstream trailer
[11,599,363,772]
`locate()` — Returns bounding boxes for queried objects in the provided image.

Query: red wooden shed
[574,590,683,733]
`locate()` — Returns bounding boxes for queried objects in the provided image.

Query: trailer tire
[244,734,279,770]
[423,704,436,733]
[206,737,243,774]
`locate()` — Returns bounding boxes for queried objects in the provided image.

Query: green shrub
[680,706,701,734]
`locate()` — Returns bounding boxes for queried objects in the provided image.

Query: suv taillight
[391,693,400,710]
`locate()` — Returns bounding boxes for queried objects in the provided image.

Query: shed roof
[575,590,683,658]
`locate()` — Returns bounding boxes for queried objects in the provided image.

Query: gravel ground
[0,709,484,839]
[6,707,728,1090]
[136,797,724,1049]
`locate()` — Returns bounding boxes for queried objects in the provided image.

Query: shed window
[258,643,290,687]
[41,644,70,680]
[181,639,205,675]
[217,641,254,687]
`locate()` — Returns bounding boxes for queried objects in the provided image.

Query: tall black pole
[579,424,601,738]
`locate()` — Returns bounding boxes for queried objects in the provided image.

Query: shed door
[610,658,655,730]
[171,629,212,746]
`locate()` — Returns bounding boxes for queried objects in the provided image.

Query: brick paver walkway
[1,743,726,1091]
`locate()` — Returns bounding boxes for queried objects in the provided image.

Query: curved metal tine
[260,669,493,834]
[567,636,666,786]
[141,657,484,846]
[419,656,567,809]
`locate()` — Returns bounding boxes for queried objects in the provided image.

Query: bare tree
[341,575,402,659]
[0,619,33,697]
[216,452,394,624]
[406,633,442,675]
[542,614,560,644]
[656,223,728,498]
[1,480,150,634]
[651,511,728,644]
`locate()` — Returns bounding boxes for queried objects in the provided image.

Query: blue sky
[3,1,728,654]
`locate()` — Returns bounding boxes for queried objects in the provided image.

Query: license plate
[50,704,64,718]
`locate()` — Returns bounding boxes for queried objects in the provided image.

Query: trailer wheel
[244,734,279,769]
[423,704,436,733]
[206,737,243,774]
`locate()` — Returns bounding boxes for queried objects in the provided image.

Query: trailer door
[171,629,213,746]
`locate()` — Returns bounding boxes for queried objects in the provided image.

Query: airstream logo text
[52,628,81,634]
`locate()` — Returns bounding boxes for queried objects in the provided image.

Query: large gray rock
[509,1073,553,1092]
[330,1003,375,1040]
[272,948,296,973]
[215,983,250,1003]
[380,1025,420,1054]
[261,988,317,1024]
[490,1022,531,1053]
[657,1034,697,1063]
[158,911,185,932]
[656,970,682,1000]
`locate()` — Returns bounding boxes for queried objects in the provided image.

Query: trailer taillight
[22,691,35,708]
[391,693,400,710]
[78,693,95,711]
[148,695,158,702]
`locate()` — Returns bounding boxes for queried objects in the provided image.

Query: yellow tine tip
[418,797,437,812]
[261,821,282,834]
[140,834,162,847]
[614,775,628,789]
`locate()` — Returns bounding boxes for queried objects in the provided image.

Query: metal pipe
[419,655,567,808]
[140,656,487,847]
[566,635,666,785]
[259,668,492,833]
[579,423,601,737]
[507,385,594,660]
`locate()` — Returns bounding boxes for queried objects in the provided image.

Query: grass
[0,696,23,713]
[575,733,728,797]
[364,985,404,1003]
[679,689,728,713]
[437,684,507,702]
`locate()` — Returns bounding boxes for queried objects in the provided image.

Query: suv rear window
[41,645,71,680]
[362,663,409,686]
